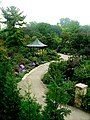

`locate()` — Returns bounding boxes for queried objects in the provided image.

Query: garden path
[18,54,90,120]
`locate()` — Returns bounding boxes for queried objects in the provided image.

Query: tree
[59,18,80,54]
[1,6,25,48]
[0,39,42,120]
[60,18,79,32]
[60,18,71,27]
[24,22,41,38]
[3,70,21,120]
[0,50,42,120]
[59,18,90,56]
[1,6,25,29]
[0,48,21,120]
[73,60,90,86]
[24,22,61,49]
[0,47,7,119]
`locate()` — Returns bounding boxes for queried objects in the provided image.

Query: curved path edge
[18,56,90,120]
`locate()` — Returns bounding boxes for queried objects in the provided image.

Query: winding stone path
[18,62,49,106]
[58,53,71,61]
[18,54,90,120]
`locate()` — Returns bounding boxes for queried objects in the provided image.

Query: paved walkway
[58,53,71,61]
[18,54,90,120]
[18,62,49,106]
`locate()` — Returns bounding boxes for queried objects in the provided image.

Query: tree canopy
[1,6,26,29]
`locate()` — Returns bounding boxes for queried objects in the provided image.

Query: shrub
[81,88,90,111]
[73,60,90,86]
[42,72,53,84]
[20,92,42,120]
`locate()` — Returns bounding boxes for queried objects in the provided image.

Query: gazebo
[27,38,47,57]
[27,39,47,48]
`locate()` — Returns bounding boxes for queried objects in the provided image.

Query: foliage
[1,6,25,28]
[73,60,90,86]
[0,59,7,119]
[5,28,24,47]
[42,60,75,107]
[33,22,61,38]
[46,49,60,61]
[27,49,60,65]
[23,22,61,49]
[0,50,42,120]
[60,18,79,33]
[24,22,41,38]
[42,72,53,84]
[42,61,68,84]
[20,91,42,120]
[59,18,90,56]
[0,53,21,120]
[1,5,90,118]
[1,6,25,48]
[42,83,71,120]
[81,88,90,111]
[3,71,21,120]
[0,39,7,59]
[60,18,71,27]
[42,56,90,111]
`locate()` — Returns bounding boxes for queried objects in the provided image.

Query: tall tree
[1,6,25,48]
[60,18,71,27]
[58,18,80,54]
[1,6,25,29]
[60,18,79,33]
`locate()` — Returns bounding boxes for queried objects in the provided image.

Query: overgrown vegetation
[42,57,90,111]
[0,5,90,120]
